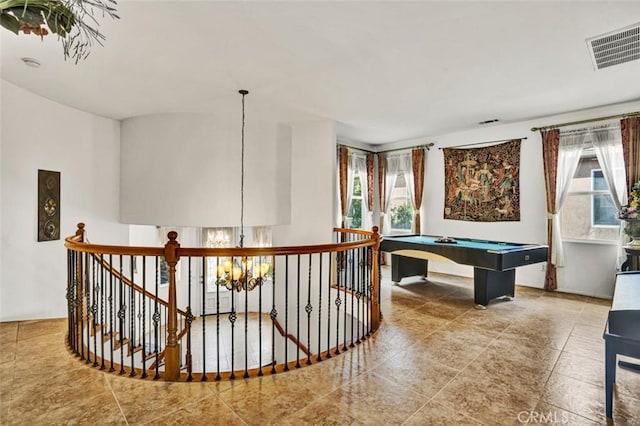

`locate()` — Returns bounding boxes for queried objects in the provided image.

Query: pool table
[379,234,548,308]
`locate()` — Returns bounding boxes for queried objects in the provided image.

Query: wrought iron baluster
[270,255,277,374]
[66,250,73,353]
[186,256,193,382]
[335,251,341,356]
[305,254,312,365]
[91,254,98,367]
[244,256,249,379]
[153,256,160,380]
[326,251,332,359]
[342,249,348,352]
[83,252,90,362]
[258,255,263,377]
[129,255,136,377]
[284,255,289,371]
[118,255,125,375]
[358,246,364,343]
[317,252,323,362]
[109,254,115,372]
[296,254,301,368]
[229,256,237,380]
[141,257,147,379]
[214,256,219,381]
[350,247,355,348]
[202,256,208,382]
[99,254,106,370]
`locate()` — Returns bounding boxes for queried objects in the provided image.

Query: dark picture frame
[38,169,61,241]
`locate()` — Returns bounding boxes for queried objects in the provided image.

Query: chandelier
[215,90,270,292]
[216,257,270,292]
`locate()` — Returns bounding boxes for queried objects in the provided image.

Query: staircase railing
[65,223,381,381]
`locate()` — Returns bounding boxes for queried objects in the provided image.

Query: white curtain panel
[345,154,356,227]
[252,226,272,247]
[398,154,416,232]
[383,155,402,233]
[553,131,588,267]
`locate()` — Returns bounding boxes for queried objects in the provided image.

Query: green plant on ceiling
[0,0,119,63]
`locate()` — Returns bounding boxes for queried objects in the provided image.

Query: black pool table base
[391,254,516,308]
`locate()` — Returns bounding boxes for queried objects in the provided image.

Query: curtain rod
[338,142,434,154]
[530,111,640,132]
[437,137,527,150]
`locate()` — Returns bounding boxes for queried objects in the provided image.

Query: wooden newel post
[76,222,86,242]
[164,231,181,381]
[371,226,381,330]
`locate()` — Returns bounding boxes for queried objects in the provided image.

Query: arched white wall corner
[272,120,336,246]
[120,113,291,228]
[1,80,128,321]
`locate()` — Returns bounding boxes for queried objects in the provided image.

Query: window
[203,227,234,293]
[389,172,413,232]
[347,176,363,229]
[592,170,619,226]
[561,148,620,241]
[202,226,272,292]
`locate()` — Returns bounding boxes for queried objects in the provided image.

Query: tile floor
[1,269,639,425]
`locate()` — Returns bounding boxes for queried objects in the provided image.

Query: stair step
[90,323,106,337]
[103,331,117,343]
[128,344,143,356]
[113,338,130,351]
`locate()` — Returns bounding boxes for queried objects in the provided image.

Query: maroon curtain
[366,153,375,213]
[411,148,425,234]
[338,146,349,228]
[541,129,560,291]
[621,117,640,190]
[377,153,387,226]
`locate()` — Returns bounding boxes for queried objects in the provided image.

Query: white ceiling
[2,1,640,145]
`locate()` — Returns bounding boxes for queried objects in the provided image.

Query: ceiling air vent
[586,22,640,70]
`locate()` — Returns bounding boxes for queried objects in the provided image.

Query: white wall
[380,100,640,298]
[0,80,128,321]
[120,113,289,228]
[272,120,336,245]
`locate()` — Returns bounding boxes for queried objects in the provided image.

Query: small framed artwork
[38,169,61,241]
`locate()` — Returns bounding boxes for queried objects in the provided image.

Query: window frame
[561,146,621,243]
[388,171,413,234]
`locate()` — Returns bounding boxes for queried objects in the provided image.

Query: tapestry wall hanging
[443,139,521,222]
[38,169,61,241]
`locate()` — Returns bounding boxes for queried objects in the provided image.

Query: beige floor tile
[325,372,428,425]
[108,375,217,424]
[278,397,365,426]
[431,372,539,425]
[375,349,460,398]
[217,374,319,426]
[562,334,604,361]
[402,400,485,426]
[542,372,640,424]
[146,395,245,425]
[532,401,599,425]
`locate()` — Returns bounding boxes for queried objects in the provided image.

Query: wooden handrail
[332,227,375,237]
[66,228,378,258]
[273,318,311,357]
[91,253,188,318]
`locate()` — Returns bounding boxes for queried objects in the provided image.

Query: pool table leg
[391,255,429,284]
[473,268,515,308]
